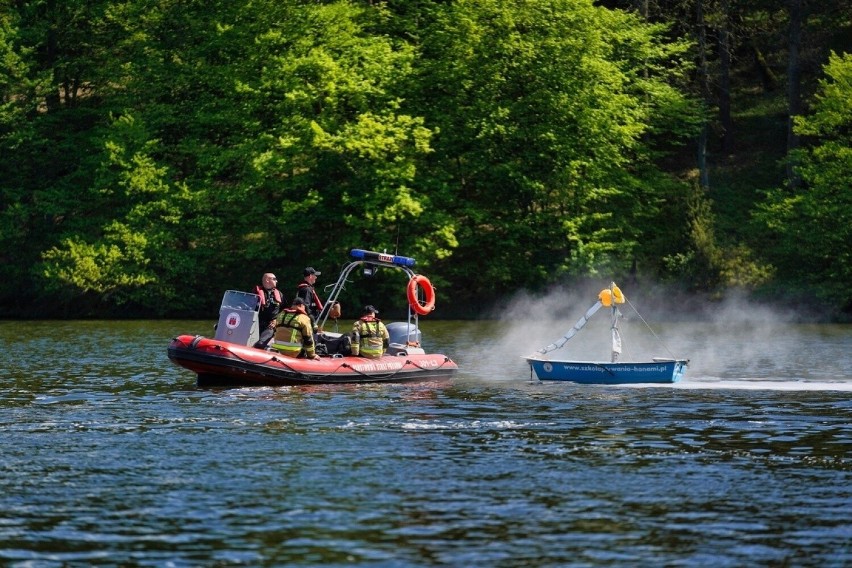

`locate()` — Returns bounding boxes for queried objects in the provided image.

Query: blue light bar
[350,249,416,268]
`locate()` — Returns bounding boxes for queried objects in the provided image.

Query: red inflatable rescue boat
[168,249,459,387]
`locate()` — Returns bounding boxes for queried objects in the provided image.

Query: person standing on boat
[253,272,286,349]
[351,305,389,359]
[295,267,324,329]
[272,298,320,360]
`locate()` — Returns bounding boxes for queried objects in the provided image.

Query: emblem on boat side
[543,363,553,373]
[225,312,241,329]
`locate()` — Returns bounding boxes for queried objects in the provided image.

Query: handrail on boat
[316,249,420,335]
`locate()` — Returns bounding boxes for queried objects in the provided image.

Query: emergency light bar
[350,249,416,268]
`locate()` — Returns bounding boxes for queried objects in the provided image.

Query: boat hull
[525,358,688,384]
[168,335,458,387]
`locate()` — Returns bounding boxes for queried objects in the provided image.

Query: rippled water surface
[1,319,850,567]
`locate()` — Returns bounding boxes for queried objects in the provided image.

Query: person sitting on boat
[272,298,320,360]
[253,272,286,349]
[351,305,389,359]
[295,267,324,330]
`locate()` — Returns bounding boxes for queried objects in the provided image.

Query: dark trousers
[254,327,275,348]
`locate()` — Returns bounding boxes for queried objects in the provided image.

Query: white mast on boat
[608,282,624,363]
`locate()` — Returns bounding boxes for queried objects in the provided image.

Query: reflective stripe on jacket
[272,310,316,358]
[351,317,388,359]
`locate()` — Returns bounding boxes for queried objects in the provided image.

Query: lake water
[1,317,850,567]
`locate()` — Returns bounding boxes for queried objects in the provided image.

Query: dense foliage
[756,52,852,307]
[0,0,849,319]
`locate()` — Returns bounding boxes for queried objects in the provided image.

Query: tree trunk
[44,0,62,112]
[786,0,803,189]
[752,44,779,91]
[696,0,711,191]
[719,0,733,153]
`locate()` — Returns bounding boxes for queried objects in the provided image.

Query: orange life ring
[407,275,436,315]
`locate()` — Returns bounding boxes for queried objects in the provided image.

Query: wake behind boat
[168,249,459,387]
[523,283,688,384]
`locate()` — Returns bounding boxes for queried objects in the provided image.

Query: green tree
[0,0,120,314]
[26,0,253,314]
[756,52,852,313]
[0,10,39,305]
[406,0,699,311]
[31,0,443,315]
[238,1,445,273]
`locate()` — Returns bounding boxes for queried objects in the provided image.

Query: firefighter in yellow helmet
[351,305,389,359]
[271,298,320,360]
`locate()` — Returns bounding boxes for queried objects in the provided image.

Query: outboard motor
[214,290,261,346]
[386,321,425,356]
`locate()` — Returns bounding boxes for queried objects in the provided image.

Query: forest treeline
[1,0,850,320]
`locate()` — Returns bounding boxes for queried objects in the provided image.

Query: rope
[339,356,455,378]
[405,357,456,371]
[186,337,453,380]
[219,345,357,378]
[624,297,679,359]
[215,344,279,365]
[338,362,406,380]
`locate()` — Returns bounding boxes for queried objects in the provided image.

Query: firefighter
[351,305,389,359]
[272,298,320,360]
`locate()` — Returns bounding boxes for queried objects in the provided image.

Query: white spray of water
[455,283,852,391]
